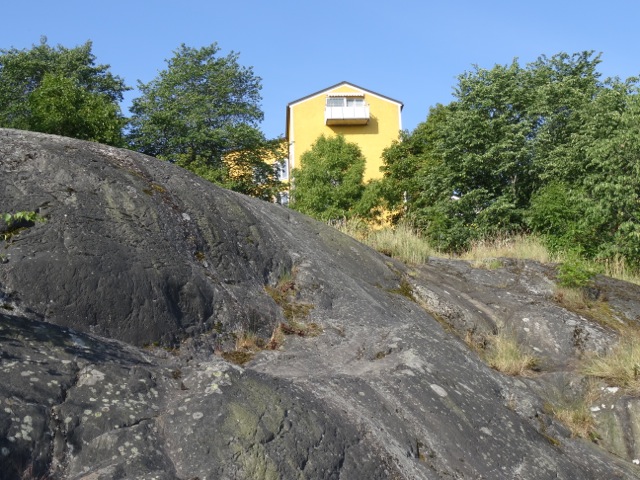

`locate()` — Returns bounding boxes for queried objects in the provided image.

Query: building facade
[285,82,403,183]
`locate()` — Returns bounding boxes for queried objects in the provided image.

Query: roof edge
[287,81,404,109]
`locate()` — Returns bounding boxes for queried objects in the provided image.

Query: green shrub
[557,256,597,288]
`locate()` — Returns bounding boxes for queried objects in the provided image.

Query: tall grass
[364,223,434,265]
[329,218,640,285]
[599,255,640,286]
[583,329,640,395]
[459,234,562,265]
[331,218,433,265]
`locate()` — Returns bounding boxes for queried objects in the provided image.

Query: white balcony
[325,105,370,125]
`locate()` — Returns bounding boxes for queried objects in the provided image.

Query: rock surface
[1,128,639,479]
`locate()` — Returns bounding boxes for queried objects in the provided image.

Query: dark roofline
[287,81,404,108]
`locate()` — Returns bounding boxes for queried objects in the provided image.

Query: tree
[0,37,128,144]
[379,103,451,216]
[391,52,606,251]
[290,135,366,221]
[28,73,125,145]
[127,43,281,197]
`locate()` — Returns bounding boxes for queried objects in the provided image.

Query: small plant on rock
[265,269,319,337]
[1,210,45,241]
[483,329,538,376]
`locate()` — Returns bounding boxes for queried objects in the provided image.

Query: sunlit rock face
[1,129,639,479]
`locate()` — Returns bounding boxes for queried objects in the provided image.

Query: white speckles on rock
[400,350,428,374]
[1,447,9,456]
[192,412,204,420]
[480,427,493,437]
[77,367,106,386]
[20,370,34,377]
[430,384,448,398]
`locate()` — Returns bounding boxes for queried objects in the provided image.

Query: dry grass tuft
[483,330,538,376]
[583,330,640,396]
[599,254,640,286]
[330,218,433,265]
[459,234,559,264]
[364,223,433,265]
[544,380,600,439]
[554,287,626,332]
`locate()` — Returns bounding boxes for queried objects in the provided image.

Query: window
[277,158,289,181]
[325,95,365,107]
[326,97,345,107]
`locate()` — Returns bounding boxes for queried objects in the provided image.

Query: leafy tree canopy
[0,37,128,145]
[127,43,282,198]
[290,135,367,221]
[382,51,640,264]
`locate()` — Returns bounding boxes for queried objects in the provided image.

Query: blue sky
[2,1,638,140]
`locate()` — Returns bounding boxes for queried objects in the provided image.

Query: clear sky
[2,1,638,140]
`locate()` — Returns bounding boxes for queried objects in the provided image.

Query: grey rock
[0,129,639,479]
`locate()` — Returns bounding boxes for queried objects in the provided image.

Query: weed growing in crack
[483,329,538,376]
[543,380,600,439]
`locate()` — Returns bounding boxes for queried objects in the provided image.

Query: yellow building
[285,81,403,182]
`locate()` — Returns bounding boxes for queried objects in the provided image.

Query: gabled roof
[287,81,403,108]
[285,81,403,140]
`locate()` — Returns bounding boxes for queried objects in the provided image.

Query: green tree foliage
[29,74,125,145]
[384,51,640,266]
[290,135,366,221]
[0,37,128,145]
[127,43,282,199]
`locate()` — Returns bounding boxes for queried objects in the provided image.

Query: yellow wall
[287,84,402,182]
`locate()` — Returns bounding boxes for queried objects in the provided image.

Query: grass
[220,330,269,365]
[264,270,321,338]
[599,254,640,286]
[331,219,433,265]
[364,223,434,264]
[553,286,626,332]
[265,271,315,324]
[387,277,416,301]
[332,219,640,288]
[544,381,600,439]
[482,329,538,376]
[219,269,321,366]
[582,329,640,396]
[459,234,560,265]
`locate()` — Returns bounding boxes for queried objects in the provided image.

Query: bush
[557,256,597,288]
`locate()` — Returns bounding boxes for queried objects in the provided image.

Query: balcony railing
[325,105,370,125]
